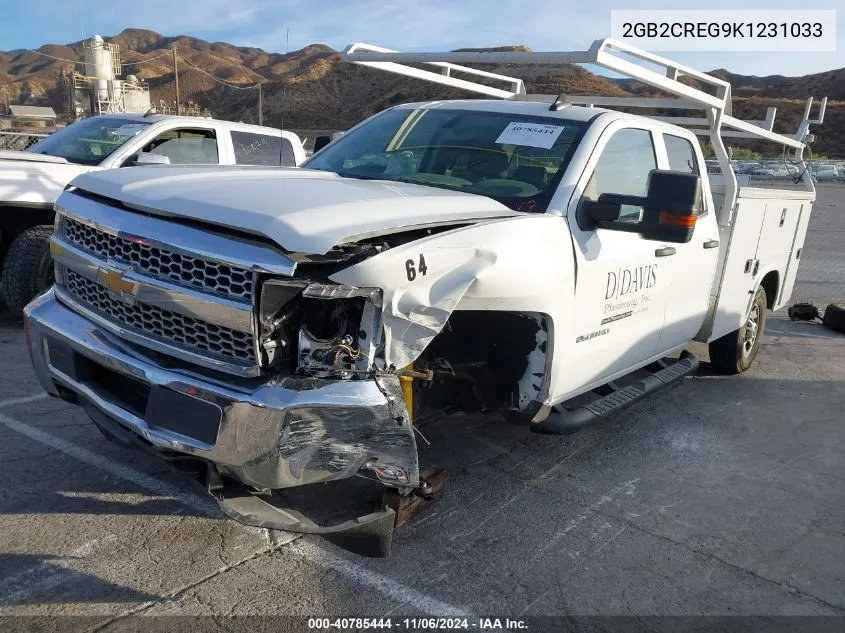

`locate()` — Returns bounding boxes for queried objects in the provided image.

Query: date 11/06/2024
[307,617,528,630]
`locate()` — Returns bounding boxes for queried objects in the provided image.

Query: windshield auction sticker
[112,124,148,137]
[611,10,836,51]
[496,122,565,149]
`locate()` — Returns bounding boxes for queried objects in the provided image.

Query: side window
[142,128,218,164]
[584,128,656,223]
[664,134,705,215]
[232,131,296,166]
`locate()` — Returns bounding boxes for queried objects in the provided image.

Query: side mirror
[578,169,700,244]
[640,170,700,243]
[135,152,171,166]
[313,135,332,153]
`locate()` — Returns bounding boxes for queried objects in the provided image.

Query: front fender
[330,215,575,368]
[0,161,93,207]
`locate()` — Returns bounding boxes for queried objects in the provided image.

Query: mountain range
[1,29,842,156]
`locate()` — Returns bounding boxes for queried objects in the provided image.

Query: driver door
[559,123,672,394]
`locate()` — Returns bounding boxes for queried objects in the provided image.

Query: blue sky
[2,0,842,76]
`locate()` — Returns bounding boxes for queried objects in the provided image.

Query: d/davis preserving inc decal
[576,264,660,343]
[602,263,658,320]
[605,264,657,300]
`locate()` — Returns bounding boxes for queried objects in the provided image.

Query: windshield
[27,117,151,165]
[303,108,589,212]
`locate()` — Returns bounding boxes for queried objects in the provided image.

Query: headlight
[259,279,381,377]
[297,284,381,379]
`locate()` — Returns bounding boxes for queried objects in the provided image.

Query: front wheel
[709,287,767,374]
[0,225,55,315]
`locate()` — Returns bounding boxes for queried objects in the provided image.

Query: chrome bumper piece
[24,289,419,491]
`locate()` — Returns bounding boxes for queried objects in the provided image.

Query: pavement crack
[594,508,845,614]
[88,532,301,629]
[215,528,226,566]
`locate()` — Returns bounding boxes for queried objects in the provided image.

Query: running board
[531,351,698,435]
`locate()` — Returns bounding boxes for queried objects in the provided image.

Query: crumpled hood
[0,151,94,206]
[69,166,521,254]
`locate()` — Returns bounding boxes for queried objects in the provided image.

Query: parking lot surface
[0,185,843,624]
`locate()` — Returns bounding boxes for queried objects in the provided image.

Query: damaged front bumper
[24,289,419,553]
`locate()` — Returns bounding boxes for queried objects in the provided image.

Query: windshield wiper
[334,170,380,180]
[388,176,468,192]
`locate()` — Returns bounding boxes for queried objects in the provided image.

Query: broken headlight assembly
[258,279,383,379]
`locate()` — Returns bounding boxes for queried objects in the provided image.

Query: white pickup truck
[23,40,825,556]
[0,113,305,313]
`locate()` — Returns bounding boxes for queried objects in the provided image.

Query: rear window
[665,134,700,175]
[232,131,296,166]
[664,134,705,214]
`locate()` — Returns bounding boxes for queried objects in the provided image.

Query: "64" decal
[405,254,428,281]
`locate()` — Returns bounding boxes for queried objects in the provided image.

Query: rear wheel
[709,287,767,374]
[0,225,55,315]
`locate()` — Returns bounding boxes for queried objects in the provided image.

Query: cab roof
[392,99,610,122]
[89,112,295,136]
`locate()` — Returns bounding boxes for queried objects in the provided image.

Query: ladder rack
[344,38,826,151]
[343,37,827,212]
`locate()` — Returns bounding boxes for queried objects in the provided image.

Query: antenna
[281,27,289,131]
[280,27,289,166]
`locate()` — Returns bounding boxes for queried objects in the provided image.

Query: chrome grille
[64,218,253,302]
[64,269,256,364]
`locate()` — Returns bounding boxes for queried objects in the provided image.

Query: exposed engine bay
[256,227,550,424]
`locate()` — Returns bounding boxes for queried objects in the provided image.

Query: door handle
[655,247,676,257]
[703,239,720,249]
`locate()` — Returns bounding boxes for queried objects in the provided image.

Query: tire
[822,304,845,334]
[709,286,767,374]
[0,225,55,314]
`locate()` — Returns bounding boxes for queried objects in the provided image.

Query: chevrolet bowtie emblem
[97,266,137,300]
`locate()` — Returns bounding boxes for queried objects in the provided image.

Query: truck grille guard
[51,189,298,377]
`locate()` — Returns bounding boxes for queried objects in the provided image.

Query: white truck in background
[24,39,825,556]
[0,114,305,313]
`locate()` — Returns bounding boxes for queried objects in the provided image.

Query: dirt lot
[0,185,843,626]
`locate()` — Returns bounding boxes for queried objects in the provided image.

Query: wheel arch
[758,268,780,310]
[416,308,556,422]
[0,202,56,231]
[0,203,56,261]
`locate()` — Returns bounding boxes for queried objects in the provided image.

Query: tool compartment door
[709,197,767,341]
[776,200,813,310]
[710,189,815,340]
